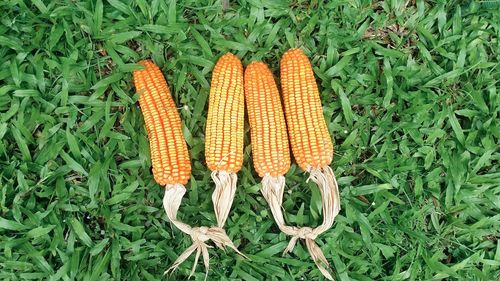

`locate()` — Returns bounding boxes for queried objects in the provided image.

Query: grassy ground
[0,0,499,280]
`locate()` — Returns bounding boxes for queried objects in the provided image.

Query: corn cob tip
[135,60,161,77]
[136,59,156,68]
[245,61,273,76]
[246,60,266,67]
[218,52,242,65]
[282,48,306,58]
[245,61,267,76]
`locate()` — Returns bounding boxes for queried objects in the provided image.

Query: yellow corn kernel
[205,53,245,173]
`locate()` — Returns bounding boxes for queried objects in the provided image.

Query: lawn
[0,0,499,280]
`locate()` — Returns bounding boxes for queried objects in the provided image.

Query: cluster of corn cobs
[133,48,337,280]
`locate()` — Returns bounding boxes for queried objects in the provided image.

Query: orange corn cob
[244,61,290,177]
[280,49,333,171]
[133,60,191,185]
[205,53,245,173]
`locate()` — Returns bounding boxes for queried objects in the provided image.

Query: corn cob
[205,53,245,173]
[278,48,341,280]
[133,60,238,280]
[205,53,245,228]
[133,60,191,186]
[280,49,333,170]
[244,61,290,178]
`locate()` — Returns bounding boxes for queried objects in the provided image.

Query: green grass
[0,0,499,280]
